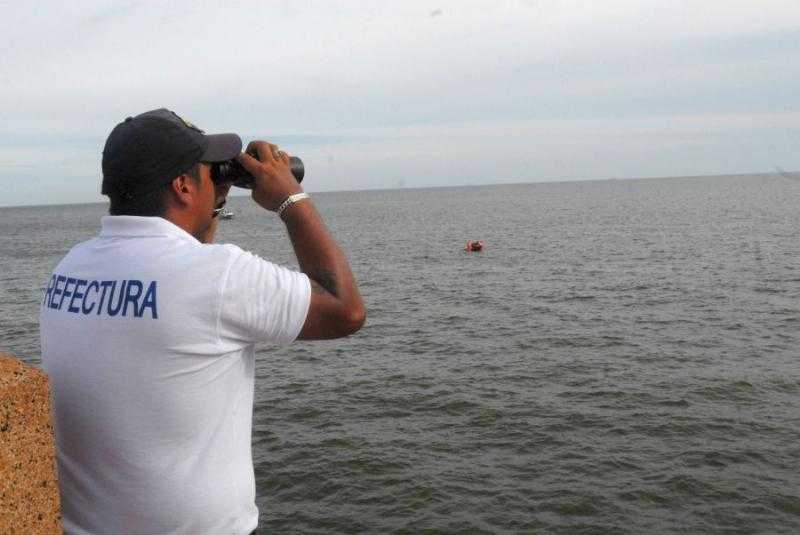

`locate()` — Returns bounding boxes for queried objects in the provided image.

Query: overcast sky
[1,0,799,207]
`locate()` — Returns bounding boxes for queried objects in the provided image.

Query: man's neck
[162,209,211,243]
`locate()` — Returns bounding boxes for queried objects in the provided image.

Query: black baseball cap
[101,108,242,199]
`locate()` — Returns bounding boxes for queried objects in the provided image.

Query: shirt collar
[99,216,200,244]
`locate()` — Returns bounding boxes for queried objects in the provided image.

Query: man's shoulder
[54,237,101,268]
[191,243,270,281]
[204,243,302,284]
[196,242,248,264]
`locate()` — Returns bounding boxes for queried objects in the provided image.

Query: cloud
[1,0,799,206]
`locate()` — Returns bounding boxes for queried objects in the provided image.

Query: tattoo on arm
[310,269,339,296]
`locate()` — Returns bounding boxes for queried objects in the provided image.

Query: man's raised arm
[237,141,366,339]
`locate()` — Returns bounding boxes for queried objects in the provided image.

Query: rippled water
[2,175,800,533]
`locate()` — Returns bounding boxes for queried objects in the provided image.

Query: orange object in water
[466,240,484,252]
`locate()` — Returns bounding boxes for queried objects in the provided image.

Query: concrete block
[0,352,62,534]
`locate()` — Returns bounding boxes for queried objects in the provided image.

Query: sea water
[2,174,799,533]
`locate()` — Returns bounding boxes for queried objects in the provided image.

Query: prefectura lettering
[42,274,158,319]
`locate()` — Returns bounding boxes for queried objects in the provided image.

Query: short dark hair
[107,163,201,216]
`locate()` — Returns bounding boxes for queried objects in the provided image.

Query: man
[39,109,365,534]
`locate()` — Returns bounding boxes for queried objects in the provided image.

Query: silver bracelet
[277,192,310,217]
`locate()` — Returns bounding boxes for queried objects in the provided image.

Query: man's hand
[236,141,303,211]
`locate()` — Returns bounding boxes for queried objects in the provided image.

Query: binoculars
[211,150,304,188]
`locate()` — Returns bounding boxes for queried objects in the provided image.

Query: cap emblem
[171,111,204,133]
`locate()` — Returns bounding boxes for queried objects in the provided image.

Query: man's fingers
[237,142,281,175]
[236,150,261,173]
[266,143,292,164]
[272,146,290,162]
[244,141,261,160]
[263,143,278,162]
[239,140,303,212]
[243,141,275,163]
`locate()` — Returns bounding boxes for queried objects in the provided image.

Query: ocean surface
[2,175,800,533]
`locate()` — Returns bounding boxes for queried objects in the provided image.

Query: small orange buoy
[465,240,484,252]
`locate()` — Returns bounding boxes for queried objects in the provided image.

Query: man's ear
[169,174,197,206]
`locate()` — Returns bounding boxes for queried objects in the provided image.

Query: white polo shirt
[39,216,311,535]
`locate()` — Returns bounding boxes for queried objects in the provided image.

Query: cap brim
[200,133,242,162]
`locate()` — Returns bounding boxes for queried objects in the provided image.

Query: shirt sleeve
[217,249,311,346]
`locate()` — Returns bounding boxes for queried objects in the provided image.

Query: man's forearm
[281,200,363,308]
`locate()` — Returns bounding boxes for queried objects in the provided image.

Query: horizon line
[0,169,789,210]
